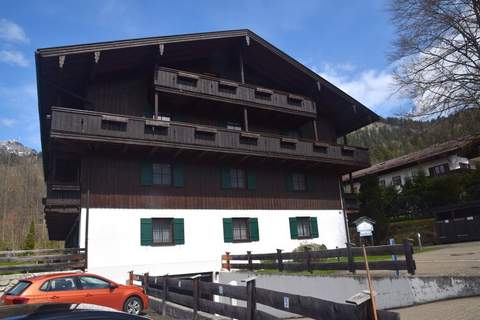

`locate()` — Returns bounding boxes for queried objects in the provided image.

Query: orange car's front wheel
[123,296,143,315]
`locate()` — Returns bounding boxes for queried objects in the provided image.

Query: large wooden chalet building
[36,30,379,282]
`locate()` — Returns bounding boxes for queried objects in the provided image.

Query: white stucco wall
[79,208,347,283]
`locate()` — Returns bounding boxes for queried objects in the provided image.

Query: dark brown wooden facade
[36,30,379,240]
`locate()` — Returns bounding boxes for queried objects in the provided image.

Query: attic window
[255,87,273,101]
[218,81,238,95]
[287,94,303,106]
[101,115,127,132]
[177,72,199,87]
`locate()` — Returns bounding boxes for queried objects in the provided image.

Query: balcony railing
[49,107,369,167]
[44,184,81,208]
[155,67,316,116]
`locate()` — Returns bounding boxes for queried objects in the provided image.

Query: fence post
[225,251,231,271]
[247,251,253,271]
[403,239,415,275]
[243,276,257,320]
[162,274,169,315]
[143,272,149,294]
[347,242,356,274]
[336,246,340,262]
[276,249,283,272]
[128,270,134,285]
[191,275,201,320]
[305,247,312,273]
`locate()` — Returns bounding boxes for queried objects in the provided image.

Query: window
[41,277,78,291]
[78,276,110,289]
[140,218,184,246]
[230,169,245,188]
[392,176,402,186]
[223,218,259,243]
[221,168,255,190]
[428,163,450,176]
[152,163,172,186]
[152,218,174,245]
[297,217,312,238]
[6,281,31,295]
[232,218,249,241]
[459,162,470,169]
[226,122,242,131]
[289,217,318,239]
[379,179,386,187]
[292,173,306,191]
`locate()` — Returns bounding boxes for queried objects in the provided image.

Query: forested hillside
[0,150,60,250]
[347,109,480,164]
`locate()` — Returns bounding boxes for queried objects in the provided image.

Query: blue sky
[0,0,409,150]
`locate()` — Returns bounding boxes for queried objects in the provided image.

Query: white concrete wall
[79,208,347,283]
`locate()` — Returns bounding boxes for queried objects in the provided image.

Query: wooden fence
[222,241,416,275]
[0,248,86,274]
[131,272,399,320]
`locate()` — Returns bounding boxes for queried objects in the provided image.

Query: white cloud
[311,63,410,116]
[0,18,29,43]
[0,118,16,127]
[0,49,29,67]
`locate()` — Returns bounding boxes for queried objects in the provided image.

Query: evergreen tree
[22,220,35,251]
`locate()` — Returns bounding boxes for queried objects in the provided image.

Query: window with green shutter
[221,168,231,189]
[140,162,153,186]
[306,175,315,192]
[247,171,256,190]
[223,218,233,242]
[289,217,319,239]
[249,218,259,241]
[140,218,153,245]
[173,165,185,187]
[174,218,185,244]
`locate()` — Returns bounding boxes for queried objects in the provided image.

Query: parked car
[0,302,147,319]
[0,272,149,315]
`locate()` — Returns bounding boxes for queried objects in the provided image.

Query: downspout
[338,178,351,244]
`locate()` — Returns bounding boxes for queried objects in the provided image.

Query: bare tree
[389,0,480,118]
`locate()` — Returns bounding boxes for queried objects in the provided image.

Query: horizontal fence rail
[0,248,86,274]
[223,241,416,275]
[132,272,399,320]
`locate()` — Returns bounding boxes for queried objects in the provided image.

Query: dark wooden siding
[81,156,341,210]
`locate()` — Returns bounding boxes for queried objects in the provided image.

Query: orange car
[0,272,149,315]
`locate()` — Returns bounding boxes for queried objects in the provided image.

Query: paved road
[392,296,480,320]
[414,241,480,276]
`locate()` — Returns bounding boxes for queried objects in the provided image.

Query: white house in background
[36,30,379,283]
[344,136,480,193]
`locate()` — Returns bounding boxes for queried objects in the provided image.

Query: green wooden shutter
[223,218,233,243]
[306,175,315,192]
[140,162,153,186]
[174,218,185,245]
[173,164,185,187]
[289,217,298,239]
[310,217,319,238]
[140,218,153,246]
[247,171,256,190]
[249,218,259,241]
[285,173,293,192]
[221,168,231,189]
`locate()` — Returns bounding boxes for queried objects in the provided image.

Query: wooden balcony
[49,107,370,168]
[44,184,81,211]
[155,67,316,117]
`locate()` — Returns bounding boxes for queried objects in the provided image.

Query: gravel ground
[392,296,480,320]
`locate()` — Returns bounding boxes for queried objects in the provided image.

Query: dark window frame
[152,163,172,186]
[152,218,174,246]
[297,217,312,239]
[232,218,250,243]
[391,176,402,186]
[292,173,307,192]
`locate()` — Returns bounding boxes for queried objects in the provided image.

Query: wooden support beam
[59,56,65,69]
[245,35,250,46]
[154,92,159,119]
[239,50,245,83]
[94,51,101,64]
[243,108,249,131]
[159,43,165,56]
[317,81,322,91]
[312,120,319,141]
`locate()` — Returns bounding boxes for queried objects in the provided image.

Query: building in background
[36,30,378,282]
[344,136,480,193]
